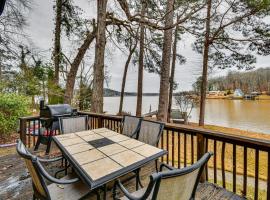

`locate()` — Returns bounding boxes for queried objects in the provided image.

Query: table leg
[135,168,143,190]
[103,184,107,200]
[96,189,101,200]
[64,158,68,175]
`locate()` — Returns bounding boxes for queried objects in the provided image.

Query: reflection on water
[104,96,270,134]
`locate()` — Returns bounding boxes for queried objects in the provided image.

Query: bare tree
[174,92,199,121]
[136,0,147,116]
[64,25,97,104]
[53,0,62,85]
[167,15,186,122]
[88,0,205,115]
[91,0,108,113]
[194,0,270,126]
[118,33,139,114]
[199,0,212,126]
[157,0,175,122]
[0,0,30,90]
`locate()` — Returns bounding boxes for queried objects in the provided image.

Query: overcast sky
[25,0,270,93]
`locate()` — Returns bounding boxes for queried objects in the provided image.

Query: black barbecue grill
[34,100,77,153]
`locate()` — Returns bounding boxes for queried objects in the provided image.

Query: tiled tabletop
[53,128,167,189]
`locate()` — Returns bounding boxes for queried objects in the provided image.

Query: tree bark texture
[198,0,212,182]
[136,0,146,117]
[0,64,2,82]
[91,0,108,113]
[167,20,179,122]
[119,42,138,114]
[64,29,96,104]
[199,0,212,126]
[157,0,175,122]
[53,0,62,85]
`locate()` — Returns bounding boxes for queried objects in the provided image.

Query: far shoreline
[104,94,270,100]
[188,122,270,141]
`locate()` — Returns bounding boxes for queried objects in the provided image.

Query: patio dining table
[53,127,167,199]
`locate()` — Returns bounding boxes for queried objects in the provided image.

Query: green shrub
[0,93,30,137]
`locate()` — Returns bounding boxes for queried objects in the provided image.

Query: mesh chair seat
[121,115,142,138]
[137,120,164,146]
[48,174,90,200]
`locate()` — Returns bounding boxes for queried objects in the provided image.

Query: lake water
[104,96,270,134]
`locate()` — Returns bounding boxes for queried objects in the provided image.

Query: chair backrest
[137,120,164,146]
[16,140,50,199]
[151,152,213,200]
[121,115,142,137]
[59,115,88,134]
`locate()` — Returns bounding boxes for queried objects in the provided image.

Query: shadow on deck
[0,146,245,200]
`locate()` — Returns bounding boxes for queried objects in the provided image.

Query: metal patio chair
[122,115,142,138]
[59,115,89,134]
[104,116,142,189]
[108,115,142,138]
[133,120,165,188]
[16,140,95,200]
[57,115,89,176]
[137,120,165,146]
[113,152,213,200]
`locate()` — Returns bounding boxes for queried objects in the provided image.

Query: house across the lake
[233,89,244,99]
[208,90,226,96]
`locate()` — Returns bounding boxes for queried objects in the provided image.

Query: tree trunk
[0,63,2,82]
[198,0,212,182]
[119,42,137,114]
[199,0,212,126]
[53,0,62,85]
[157,0,175,122]
[42,80,46,101]
[91,0,108,113]
[79,69,84,110]
[0,63,2,92]
[64,29,96,104]
[136,0,146,117]
[167,19,179,122]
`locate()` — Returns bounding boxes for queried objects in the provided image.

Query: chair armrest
[114,179,154,200]
[130,125,141,139]
[130,130,138,139]
[36,159,79,184]
[38,156,63,163]
[114,180,140,200]
[159,163,175,171]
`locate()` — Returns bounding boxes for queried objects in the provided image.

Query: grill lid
[46,104,73,116]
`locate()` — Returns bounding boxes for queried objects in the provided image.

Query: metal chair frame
[107,115,142,138]
[135,119,165,184]
[137,119,165,146]
[17,140,90,200]
[59,115,89,135]
[56,115,89,177]
[113,152,213,200]
[121,115,142,138]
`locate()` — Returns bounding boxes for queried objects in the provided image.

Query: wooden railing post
[19,117,27,145]
[197,133,206,182]
[97,116,103,128]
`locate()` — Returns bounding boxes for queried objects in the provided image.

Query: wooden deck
[0,146,245,200]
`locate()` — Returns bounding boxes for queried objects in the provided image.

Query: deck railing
[19,112,270,199]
